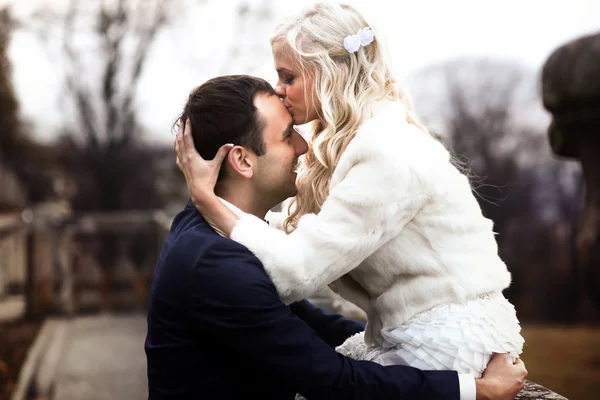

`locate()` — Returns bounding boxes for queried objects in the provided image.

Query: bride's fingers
[212,143,234,167]
[175,119,229,174]
[175,123,187,163]
[182,118,195,155]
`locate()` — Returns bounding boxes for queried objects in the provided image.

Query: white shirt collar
[219,197,247,218]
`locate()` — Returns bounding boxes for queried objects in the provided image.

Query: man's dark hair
[177,75,276,160]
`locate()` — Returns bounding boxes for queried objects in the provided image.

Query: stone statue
[541,31,600,311]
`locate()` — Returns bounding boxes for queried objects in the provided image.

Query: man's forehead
[254,96,292,140]
[254,93,289,119]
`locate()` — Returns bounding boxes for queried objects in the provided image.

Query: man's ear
[226,146,255,179]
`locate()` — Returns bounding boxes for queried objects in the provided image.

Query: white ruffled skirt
[335,292,524,378]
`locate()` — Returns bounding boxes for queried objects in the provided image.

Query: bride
[174,1,524,378]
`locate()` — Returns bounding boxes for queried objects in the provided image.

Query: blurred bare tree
[26,0,201,212]
[16,0,205,271]
[410,58,589,322]
[440,60,544,240]
[0,7,20,163]
[0,6,24,210]
[0,6,57,206]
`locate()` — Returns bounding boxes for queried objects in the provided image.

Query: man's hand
[475,353,527,400]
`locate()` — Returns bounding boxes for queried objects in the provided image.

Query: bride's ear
[226,146,255,179]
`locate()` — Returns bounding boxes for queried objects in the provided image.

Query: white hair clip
[343,27,375,53]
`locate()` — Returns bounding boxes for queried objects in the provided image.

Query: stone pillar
[110,239,138,311]
[541,31,600,311]
[56,229,75,316]
[74,241,104,314]
[24,230,36,319]
[0,235,7,298]
[33,231,57,314]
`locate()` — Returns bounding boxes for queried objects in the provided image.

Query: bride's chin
[293,116,308,125]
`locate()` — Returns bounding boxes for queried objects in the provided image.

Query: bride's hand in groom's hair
[174,118,233,206]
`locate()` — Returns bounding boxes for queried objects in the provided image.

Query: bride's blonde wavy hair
[271,2,431,233]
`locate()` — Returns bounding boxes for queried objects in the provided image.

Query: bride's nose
[275,84,285,98]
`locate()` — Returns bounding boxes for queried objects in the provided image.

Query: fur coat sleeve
[230,110,441,304]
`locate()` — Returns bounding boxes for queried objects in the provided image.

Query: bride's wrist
[192,192,238,237]
[190,190,218,212]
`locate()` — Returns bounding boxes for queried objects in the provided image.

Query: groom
[145,75,527,399]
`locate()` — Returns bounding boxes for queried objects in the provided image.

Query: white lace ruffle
[335,293,524,378]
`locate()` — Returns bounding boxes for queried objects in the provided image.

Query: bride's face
[272,50,321,125]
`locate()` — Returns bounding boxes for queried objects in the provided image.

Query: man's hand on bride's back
[475,353,527,400]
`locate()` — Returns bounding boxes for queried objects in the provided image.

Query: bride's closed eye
[278,71,294,85]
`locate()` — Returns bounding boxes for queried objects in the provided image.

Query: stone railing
[0,204,172,320]
[0,213,28,320]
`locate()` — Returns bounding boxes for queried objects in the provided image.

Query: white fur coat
[230,101,512,346]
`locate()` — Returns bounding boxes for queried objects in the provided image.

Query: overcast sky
[4,0,600,144]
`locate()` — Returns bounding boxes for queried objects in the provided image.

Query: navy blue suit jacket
[145,202,459,399]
